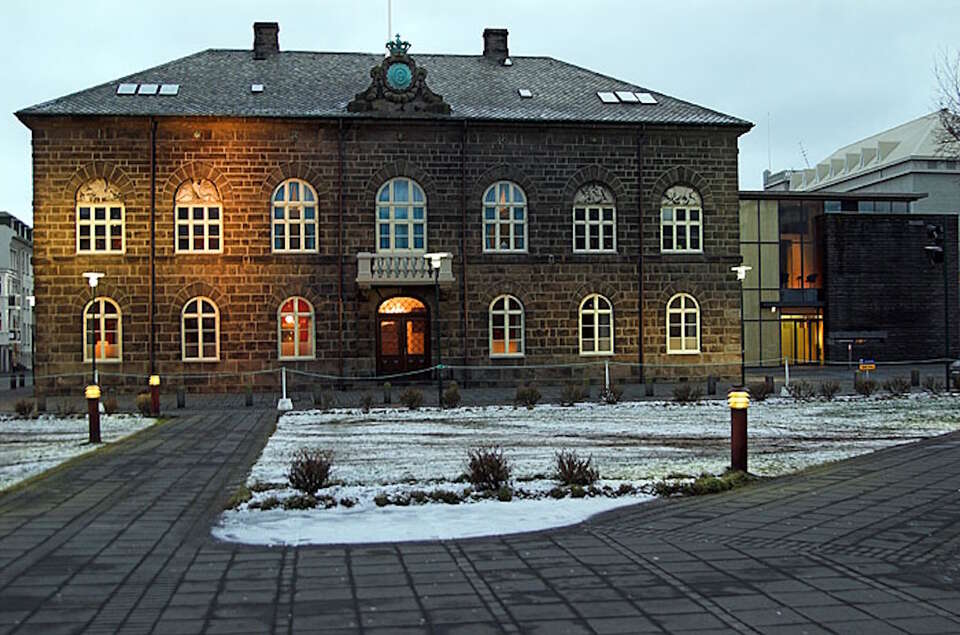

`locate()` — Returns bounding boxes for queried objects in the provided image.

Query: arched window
[278,297,315,360]
[83,297,121,362]
[76,178,124,254]
[272,179,318,253]
[175,179,222,253]
[489,295,524,357]
[483,181,527,252]
[666,293,700,354]
[579,294,613,356]
[661,185,703,253]
[376,177,426,252]
[573,183,616,253]
[182,297,220,361]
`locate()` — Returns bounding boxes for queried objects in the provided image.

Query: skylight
[635,92,658,104]
[598,90,659,105]
[116,83,138,95]
[251,83,264,93]
[137,83,159,95]
[518,88,532,99]
[159,84,180,96]
[615,91,638,103]
[597,92,618,104]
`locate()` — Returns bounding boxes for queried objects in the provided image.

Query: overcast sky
[1,0,957,223]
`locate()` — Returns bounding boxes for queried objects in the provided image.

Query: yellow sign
[859,362,876,372]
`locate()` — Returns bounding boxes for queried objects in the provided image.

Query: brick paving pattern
[1,401,960,633]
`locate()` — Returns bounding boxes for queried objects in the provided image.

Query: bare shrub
[555,449,599,486]
[14,399,33,417]
[466,446,512,491]
[854,377,878,397]
[883,377,911,396]
[442,381,462,408]
[923,376,945,394]
[102,395,119,414]
[787,380,816,401]
[560,384,586,406]
[287,448,334,495]
[599,384,624,405]
[514,385,541,409]
[818,381,841,401]
[360,393,374,413]
[747,381,771,402]
[672,383,702,403]
[399,387,424,410]
[135,393,152,415]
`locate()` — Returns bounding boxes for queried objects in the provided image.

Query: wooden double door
[377,296,430,375]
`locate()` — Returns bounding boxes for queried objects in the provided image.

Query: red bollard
[149,375,160,416]
[728,389,750,472]
[86,384,101,444]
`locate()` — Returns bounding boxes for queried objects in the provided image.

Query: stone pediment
[77,178,123,203]
[176,179,221,204]
[347,35,451,115]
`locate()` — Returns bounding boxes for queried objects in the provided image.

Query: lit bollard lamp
[82,272,105,444]
[728,388,750,473]
[85,384,101,443]
[149,374,160,416]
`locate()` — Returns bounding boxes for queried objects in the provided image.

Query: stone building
[0,212,34,374]
[17,23,751,391]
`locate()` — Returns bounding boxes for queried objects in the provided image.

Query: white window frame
[489,294,525,358]
[277,296,315,360]
[579,294,614,356]
[181,296,220,362]
[272,178,319,253]
[482,181,528,252]
[376,177,427,253]
[660,185,703,253]
[666,293,700,355]
[572,183,617,253]
[76,203,125,254]
[83,297,122,363]
[175,180,223,253]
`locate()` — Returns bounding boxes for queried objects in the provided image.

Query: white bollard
[780,356,791,397]
[604,360,610,395]
[277,366,292,411]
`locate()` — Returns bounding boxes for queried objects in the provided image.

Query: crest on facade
[574,183,615,205]
[77,178,123,203]
[662,185,701,207]
[347,34,451,115]
[176,179,221,204]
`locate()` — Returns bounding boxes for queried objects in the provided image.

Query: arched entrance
[377,296,430,375]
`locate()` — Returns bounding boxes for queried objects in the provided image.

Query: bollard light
[149,374,160,386]
[728,390,749,410]
[85,384,101,443]
[149,374,161,416]
[728,388,749,473]
[85,384,101,400]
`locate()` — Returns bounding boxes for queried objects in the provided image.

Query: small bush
[442,381,462,408]
[923,376,945,394]
[249,480,281,493]
[466,446,512,491]
[57,402,79,416]
[854,377,878,397]
[339,497,357,508]
[570,485,586,499]
[374,493,389,507]
[599,384,624,405]
[653,470,755,498]
[409,490,429,505]
[399,387,424,410]
[383,382,392,404]
[497,486,513,502]
[555,449,599,486]
[616,483,635,496]
[135,393,152,415]
[787,380,817,401]
[672,383,702,403]
[14,399,33,417]
[559,384,586,406]
[883,377,911,396]
[427,489,462,504]
[747,381,771,402]
[224,485,252,510]
[548,486,567,499]
[514,384,541,409]
[101,395,118,414]
[254,496,281,511]
[287,448,334,495]
[282,494,318,510]
[818,381,841,401]
[360,393,374,413]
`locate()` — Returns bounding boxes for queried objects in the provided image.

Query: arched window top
[667,292,699,311]
[377,177,426,205]
[272,178,317,204]
[77,178,123,204]
[579,293,612,313]
[278,296,315,360]
[176,179,222,205]
[83,297,122,363]
[574,183,615,206]
[379,296,427,314]
[661,185,702,208]
[84,296,121,315]
[666,293,700,355]
[278,296,314,316]
[483,181,527,252]
[489,294,523,312]
[182,296,219,317]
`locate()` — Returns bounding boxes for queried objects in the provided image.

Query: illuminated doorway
[780,311,823,365]
[377,296,429,375]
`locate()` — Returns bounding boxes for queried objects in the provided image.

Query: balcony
[356,252,455,287]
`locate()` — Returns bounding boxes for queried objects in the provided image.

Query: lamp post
[925,223,951,390]
[728,388,750,472]
[82,272,104,443]
[731,265,752,388]
[423,252,451,408]
[26,295,35,391]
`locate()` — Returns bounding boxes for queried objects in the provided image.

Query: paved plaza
[1,402,960,633]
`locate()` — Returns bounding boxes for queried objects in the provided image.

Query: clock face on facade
[386,62,413,91]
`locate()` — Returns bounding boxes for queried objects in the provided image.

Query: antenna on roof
[767,112,772,171]
[798,140,810,168]
[386,0,392,56]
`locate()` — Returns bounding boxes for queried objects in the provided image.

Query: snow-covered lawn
[0,414,158,492]
[215,393,960,546]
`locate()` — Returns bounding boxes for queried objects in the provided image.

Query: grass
[651,469,757,498]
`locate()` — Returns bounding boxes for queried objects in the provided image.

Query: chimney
[482,28,509,62]
[253,22,279,60]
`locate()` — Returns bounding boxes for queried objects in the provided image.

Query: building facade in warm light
[18,24,751,391]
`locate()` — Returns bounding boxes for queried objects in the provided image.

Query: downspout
[149,118,157,377]
[636,128,646,384]
[337,119,345,383]
[460,121,469,381]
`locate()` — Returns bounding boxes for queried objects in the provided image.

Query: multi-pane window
[666,293,700,354]
[483,181,527,252]
[182,297,219,361]
[76,178,124,254]
[579,294,613,355]
[278,296,314,360]
[272,179,318,252]
[573,183,616,253]
[377,177,426,252]
[175,179,222,252]
[489,295,524,357]
[84,297,121,362]
[661,185,703,253]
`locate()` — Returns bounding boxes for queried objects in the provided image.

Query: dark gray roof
[17,49,751,128]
